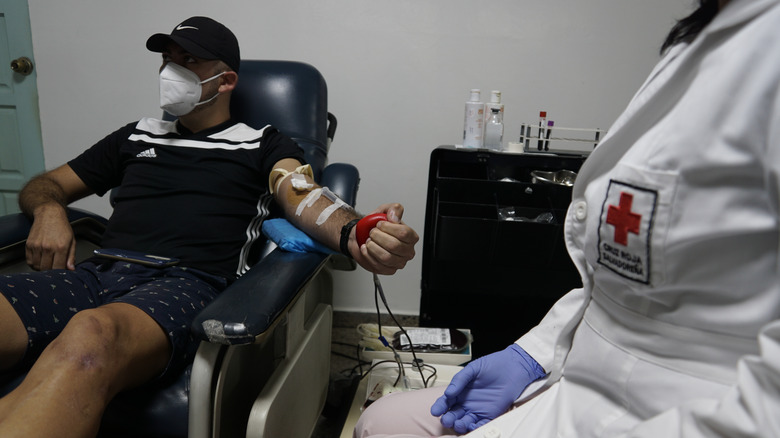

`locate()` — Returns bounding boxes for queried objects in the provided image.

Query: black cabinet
[419,146,585,358]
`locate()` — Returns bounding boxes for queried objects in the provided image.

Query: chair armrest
[321,163,360,207]
[0,213,34,249]
[192,248,331,345]
[0,209,106,247]
[0,210,107,267]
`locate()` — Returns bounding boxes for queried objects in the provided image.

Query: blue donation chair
[0,60,359,438]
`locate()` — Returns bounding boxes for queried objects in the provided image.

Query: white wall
[27,0,690,315]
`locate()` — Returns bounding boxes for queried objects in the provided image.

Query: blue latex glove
[261,218,336,254]
[430,344,546,434]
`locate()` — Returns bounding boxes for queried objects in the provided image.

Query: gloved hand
[430,344,546,434]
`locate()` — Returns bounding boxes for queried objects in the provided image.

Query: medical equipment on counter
[536,111,547,150]
[530,169,578,186]
[359,325,473,367]
[485,90,504,124]
[519,121,606,154]
[484,107,504,151]
[359,325,469,353]
[497,208,555,223]
[393,327,470,353]
[544,120,554,151]
[484,91,504,149]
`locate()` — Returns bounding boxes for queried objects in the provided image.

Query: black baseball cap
[146,16,240,72]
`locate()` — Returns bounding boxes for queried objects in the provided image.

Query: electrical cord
[372,273,433,388]
[331,340,372,376]
[358,359,438,387]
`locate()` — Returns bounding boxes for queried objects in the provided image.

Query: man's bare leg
[0,293,28,371]
[0,302,170,438]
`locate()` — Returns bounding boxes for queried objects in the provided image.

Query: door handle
[10,57,34,76]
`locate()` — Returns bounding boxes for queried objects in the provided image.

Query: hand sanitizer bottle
[463,89,484,148]
[484,107,504,150]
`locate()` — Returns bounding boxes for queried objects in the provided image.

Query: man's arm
[19,164,94,271]
[270,158,418,275]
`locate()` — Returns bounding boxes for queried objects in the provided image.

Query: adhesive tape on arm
[315,187,347,226]
[269,164,315,194]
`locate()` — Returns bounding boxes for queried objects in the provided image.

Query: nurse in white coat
[354,0,780,436]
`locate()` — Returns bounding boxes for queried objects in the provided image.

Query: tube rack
[518,123,607,154]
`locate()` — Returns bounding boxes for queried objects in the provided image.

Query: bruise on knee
[50,311,116,369]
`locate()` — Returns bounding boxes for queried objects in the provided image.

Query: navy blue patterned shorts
[0,259,227,377]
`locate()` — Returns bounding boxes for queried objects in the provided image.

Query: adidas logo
[136,148,157,158]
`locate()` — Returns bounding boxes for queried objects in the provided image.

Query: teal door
[0,0,44,214]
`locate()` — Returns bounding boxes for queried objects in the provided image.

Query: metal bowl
[531,169,577,187]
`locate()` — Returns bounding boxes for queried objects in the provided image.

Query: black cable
[330,350,367,363]
[349,362,364,377]
[422,364,438,387]
[374,277,384,341]
[373,273,431,387]
[357,343,363,376]
[358,359,398,381]
[330,340,371,375]
[392,351,403,386]
[332,341,360,348]
[357,360,438,388]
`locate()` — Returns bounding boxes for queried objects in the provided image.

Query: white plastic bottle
[484,107,504,151]
[485,90,504,127]
[462,89,484,148]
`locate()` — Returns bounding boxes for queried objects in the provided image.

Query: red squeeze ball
[356,213,388,246]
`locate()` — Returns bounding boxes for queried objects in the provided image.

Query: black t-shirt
[68,117,305,280]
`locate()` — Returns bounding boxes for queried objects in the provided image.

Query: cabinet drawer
[434,202,567,269]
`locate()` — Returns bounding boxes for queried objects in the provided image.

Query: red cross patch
[606,192,642,246]
[598,180,657,284]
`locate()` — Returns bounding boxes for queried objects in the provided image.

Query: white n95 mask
[159,62,224,117]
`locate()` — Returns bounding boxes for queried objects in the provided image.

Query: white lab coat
[490,0,780,437]
[353,2,780,437]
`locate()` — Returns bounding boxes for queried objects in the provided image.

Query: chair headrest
[231,60,329,178]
